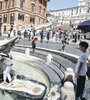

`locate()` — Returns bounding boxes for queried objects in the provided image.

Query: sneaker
[76,97,81,100]
[80,97,87,100]
[80,94,86,100]
[0,82,7,86]
[58,49,61,51]
[7,83,13,87]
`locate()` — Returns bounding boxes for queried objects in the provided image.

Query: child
[75,41,89,100]
[31,38,37,52]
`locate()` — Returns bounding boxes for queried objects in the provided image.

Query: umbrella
[77,20,90,33]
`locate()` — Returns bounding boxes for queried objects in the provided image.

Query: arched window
[3,14,7,23]
[10,13,14,24]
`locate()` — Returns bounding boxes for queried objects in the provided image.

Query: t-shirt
[75,53,88,76]
[3,57,13,66]
[31,39,36,45]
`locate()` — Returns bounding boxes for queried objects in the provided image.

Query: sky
[47,0,79,11]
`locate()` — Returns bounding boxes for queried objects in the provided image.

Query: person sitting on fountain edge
[75,41,89,100]
[0,53,13,87]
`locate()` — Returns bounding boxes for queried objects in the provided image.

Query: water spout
[46,54,53,65]
[25,48,30,56]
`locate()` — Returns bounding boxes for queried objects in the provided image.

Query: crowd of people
[6,24,87,53]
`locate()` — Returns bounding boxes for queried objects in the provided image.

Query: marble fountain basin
[0,75,47,100]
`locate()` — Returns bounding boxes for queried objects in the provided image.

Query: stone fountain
[0,37,47,100]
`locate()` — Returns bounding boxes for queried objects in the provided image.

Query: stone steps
[29,59,61,84]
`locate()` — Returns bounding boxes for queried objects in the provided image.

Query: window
[44,0,46,6]
[71,10,73,15]
[18,13,24,21]
[39,6,41,14]
[3,14,7,23]
[30,17,35,23]
[76,8,78,14]
[43,19,44,24]
[4,26,6,32]
[32,4,35,12]
[0,15,2,23]
[0,2,2,10]
[39,18,40,24]
[20,0,23,8]
[12,0,14,7]
[43,9,45,16]
[5,2,8,9]
[80,8,81,13]
[10,25,13,32]
[10,13,14,23]
[39,0,42,3]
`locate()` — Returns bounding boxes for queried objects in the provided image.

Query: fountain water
[0,53,50,100]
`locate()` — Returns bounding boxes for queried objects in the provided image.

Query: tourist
[61,31,67,51]
[40,30,44,43]
[31,37,38,52]
[55,31,58,41]
[74,32,77,43]
[47,30,50,43]
[52,30,55,38]
[8,30,10,38]
[24,30,27,38]
[0,53,13,87]
[18,30,21,36]
[28,31,31,41]
[13,30,16,37]
[33,30,36,37]
[75,41,89,100]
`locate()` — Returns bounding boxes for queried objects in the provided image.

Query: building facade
[48,0,90,24]
[0,0,49,34]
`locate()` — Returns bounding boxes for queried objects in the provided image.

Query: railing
[51,58,66,74]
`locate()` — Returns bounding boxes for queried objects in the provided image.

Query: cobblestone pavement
[0,35,90,56]
[17,38,90,56]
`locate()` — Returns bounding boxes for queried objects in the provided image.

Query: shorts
[62,40,66,44]
[32,44,36,49]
